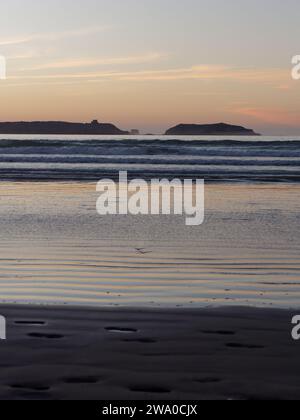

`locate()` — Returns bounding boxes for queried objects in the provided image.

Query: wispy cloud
[234,107,300,126]
[0,26,109,47]
[10,64,289,85]
[106,65,288,83]
[0,36,34,47]
[6,52,38,60]
[27,53,166,71]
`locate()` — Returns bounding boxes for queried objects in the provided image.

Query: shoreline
[0,303,299,400]
[0,176,298,184]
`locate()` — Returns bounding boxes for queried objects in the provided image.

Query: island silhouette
[165,123,260,136]
[0,120,129,135]
[0,120,260,136]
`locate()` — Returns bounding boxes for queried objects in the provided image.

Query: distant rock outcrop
[0,120,129,135]
[165,123,260,136]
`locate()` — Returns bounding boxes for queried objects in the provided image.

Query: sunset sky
[0,0,300,134]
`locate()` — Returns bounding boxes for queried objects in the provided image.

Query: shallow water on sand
[0,182,299,308]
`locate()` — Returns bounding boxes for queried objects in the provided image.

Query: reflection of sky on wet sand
[0,182,299,308]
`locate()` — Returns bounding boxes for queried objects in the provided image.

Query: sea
[0,135,299,182]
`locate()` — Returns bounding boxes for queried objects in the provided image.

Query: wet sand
[0,304,299,400]
[0,182,299,308]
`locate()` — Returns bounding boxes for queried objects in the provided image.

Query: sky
[0,0,300,134]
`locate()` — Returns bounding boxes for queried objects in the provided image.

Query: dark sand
[0,304,299,400]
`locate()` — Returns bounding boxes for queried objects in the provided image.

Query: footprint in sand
[63,376,100,384]
[15,321,46,326]
[28,332,64,339]
[194,377,222,384]
[10,383,50,392]
[123,338,157,343]
[201,330,236,336]
[226,343,265,349]
[129,385,171,394]
[105,327,138,334]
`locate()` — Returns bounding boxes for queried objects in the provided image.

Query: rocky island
[0,120,129,135]
[165,123,260,136]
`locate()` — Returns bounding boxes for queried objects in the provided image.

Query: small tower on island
[130,129,140,135]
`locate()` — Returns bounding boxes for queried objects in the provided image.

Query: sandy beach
[0,304,298,400]
[0,149,298,402]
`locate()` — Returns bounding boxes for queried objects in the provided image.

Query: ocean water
[0,135,299,308]
[0,135,299,182]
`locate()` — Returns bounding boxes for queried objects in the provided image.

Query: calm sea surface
[0,135,299,308]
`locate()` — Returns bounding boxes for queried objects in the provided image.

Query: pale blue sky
[0,0,300,134]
